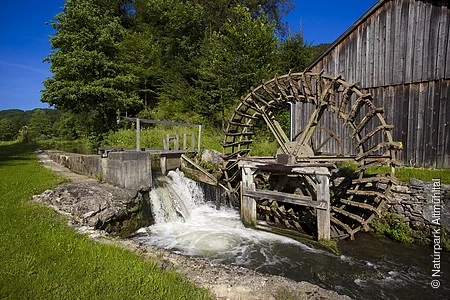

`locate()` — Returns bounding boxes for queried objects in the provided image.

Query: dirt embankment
[36,152,351,300]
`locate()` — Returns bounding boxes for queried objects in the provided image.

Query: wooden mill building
[295,0,450,168]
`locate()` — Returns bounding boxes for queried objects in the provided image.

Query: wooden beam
[241,166,257,227]
[124,117,201,128]
[238,160,333,175]
[242,189,328,210]
[316,174,331,240]
[181,154,217,185]
[136,118,141,151]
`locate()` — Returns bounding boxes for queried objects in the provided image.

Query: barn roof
[308,0,387,69]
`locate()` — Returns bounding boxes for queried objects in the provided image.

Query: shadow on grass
[0,141,39,166]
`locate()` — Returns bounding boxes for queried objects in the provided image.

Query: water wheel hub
[276,142,314,160]
[220,72,400,240]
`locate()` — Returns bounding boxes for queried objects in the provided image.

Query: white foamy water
[135,170,450,300]
[136,170,315,264]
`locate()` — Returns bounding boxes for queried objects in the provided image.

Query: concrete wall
[102,152,152,190]
[45,150,152,191]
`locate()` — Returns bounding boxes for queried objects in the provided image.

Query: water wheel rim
[221,72,400,239]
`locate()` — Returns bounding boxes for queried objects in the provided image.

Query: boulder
[33,182,153,236]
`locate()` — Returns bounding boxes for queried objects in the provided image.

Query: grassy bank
[338,162,450,184]
[0,141,210,299]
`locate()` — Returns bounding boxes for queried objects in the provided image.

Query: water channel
[135,170,449,300]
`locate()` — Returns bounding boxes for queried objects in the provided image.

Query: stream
[135,170,449,300]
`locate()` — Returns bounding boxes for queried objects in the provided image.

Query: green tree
[131,0,206,123]
[41,0,140,136]
[196,0,294,36]
[277,32,314,73]
[0,118,20,141]
[197,5,278,127]
[28,109,53,140]
[277,31,331,74]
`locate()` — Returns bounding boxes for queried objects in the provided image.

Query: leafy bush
[371,212,414,243]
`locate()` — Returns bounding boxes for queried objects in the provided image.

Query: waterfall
[149,170,203,223]
[137,169,306,259]
[135,169,450,300]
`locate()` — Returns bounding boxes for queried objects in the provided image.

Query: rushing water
[135,170,449,300]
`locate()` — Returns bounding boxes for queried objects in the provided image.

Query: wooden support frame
[241,165,257,227]
[238,159,331,240]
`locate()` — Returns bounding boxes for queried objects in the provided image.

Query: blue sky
[0,0,378,111]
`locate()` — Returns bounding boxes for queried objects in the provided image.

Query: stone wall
[388,178,450,231]
[45,150,152,191]
[46,151,102,178]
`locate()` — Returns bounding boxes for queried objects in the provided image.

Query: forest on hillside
[1,0,329,145]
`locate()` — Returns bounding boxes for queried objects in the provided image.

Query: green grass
[337,161,450,184]
[103,126,223,152]
[0,141,210,299]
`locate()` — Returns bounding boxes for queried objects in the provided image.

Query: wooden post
[241,166,256,227]
[316,173,331,240]
[198,125,202,152]
[182,134,195,151]
[174,135,179,150]
[136,118,141,151]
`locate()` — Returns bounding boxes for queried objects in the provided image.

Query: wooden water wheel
[220,72,401,240]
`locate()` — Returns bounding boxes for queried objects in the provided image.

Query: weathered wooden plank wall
[298,0,450,167]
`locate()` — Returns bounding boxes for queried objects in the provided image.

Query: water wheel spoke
[220,71,398,241]
[339,199,382,217]
[251,91,272,109]
[261,110,290,153]
[262,81,283,103]
[315,135,333,152]
[293,105,327,155]
[241,98,262,112]
[223,170,241,183]
[223,160,239,172]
